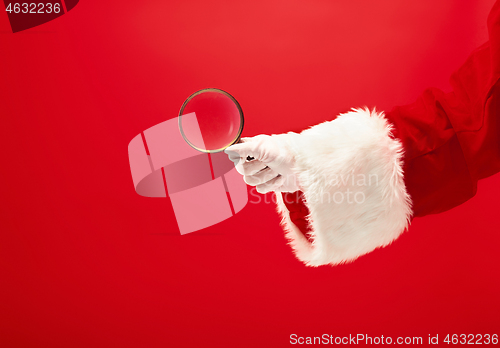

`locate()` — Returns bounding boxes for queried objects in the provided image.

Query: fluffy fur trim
[277,108,412,266]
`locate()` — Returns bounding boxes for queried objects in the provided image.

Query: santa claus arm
[275,0,500,266]
[228,0,500,266]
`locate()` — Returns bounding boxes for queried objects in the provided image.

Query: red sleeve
[385,0,500,217]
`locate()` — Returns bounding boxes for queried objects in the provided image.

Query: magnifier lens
[179,90,243,152]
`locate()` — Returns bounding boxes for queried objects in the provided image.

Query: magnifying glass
[178,88,245,153]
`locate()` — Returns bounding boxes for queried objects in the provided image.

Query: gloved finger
[225,148,268,175]
[256,175,285,194]
[224,141,262,161]
[225,149,259,166]
[244,167,280,186]
[236,159,268,176]
[225,148,244,163]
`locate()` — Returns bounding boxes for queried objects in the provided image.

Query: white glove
[224,133,301,194]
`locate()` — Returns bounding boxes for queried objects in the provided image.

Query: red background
[1,1,499,346]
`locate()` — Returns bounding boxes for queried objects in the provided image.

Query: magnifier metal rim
[178,88,244,153]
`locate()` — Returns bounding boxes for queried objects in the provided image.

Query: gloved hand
[224,133,301,194]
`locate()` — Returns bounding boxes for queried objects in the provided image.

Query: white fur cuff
[277,108,412,266]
